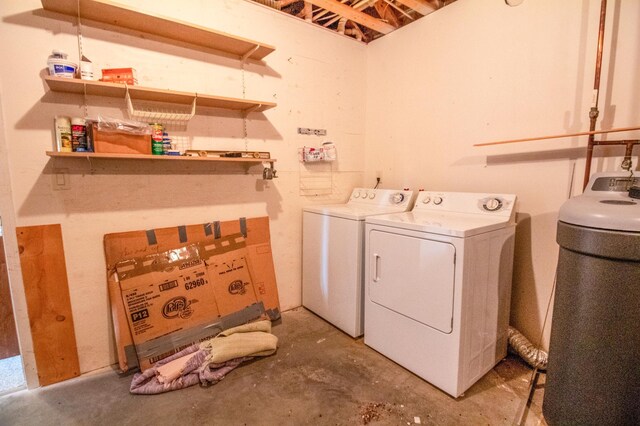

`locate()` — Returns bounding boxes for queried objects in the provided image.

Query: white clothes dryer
[364,191,517,397]
[302,188,415,337]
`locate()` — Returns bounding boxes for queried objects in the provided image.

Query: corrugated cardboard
[116,244,218,361]
[104,217,279,373]
[202,241,256,317]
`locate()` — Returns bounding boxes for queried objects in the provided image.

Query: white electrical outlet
[52,168,70,190]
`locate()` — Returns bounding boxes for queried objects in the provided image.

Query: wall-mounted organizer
[299,142,337,163]
[298,161,333,196]
[125,87,195,129]
[41,0,278,179]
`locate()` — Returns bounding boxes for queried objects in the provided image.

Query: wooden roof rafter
[253,0,457,42]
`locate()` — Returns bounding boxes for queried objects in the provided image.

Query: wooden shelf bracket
[243,104,262,117]
[241,45,261,62]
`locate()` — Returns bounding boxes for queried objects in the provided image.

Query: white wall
[3,0,638,386]
[0,0,365,383]
[366,0,640,349]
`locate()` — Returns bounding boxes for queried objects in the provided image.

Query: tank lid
[559,173,640,232]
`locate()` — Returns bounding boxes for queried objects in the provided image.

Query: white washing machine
[302,188,415,337]
[364,191,517,397]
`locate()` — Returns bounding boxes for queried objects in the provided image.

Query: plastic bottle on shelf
[71,117,87,151]
[150,123,164,155]
[54,116,72,152]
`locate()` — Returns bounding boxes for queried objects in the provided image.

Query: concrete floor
[0,308,546,425]
[0,356,26,395]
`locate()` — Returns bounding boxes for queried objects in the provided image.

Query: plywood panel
[0,236,20,360]
[16,225,80,386]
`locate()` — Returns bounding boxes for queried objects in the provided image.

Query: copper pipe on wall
[592,140,640,171]
[583,0,608,189]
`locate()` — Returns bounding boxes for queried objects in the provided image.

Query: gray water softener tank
[543,172,640,425]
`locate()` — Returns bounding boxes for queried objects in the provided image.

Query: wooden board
[0,236,20,360]
[16,225,80,386]
[46,151,277,163]
[41,0,275,60]
[304,0,396,34]
[43,76,277,112]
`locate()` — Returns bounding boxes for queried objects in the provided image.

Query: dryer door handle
[373,254,381,283]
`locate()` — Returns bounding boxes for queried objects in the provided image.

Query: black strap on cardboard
[213,221,221,239]
[239,217,247,238]
[145,229,157,246]
[178,225,187,243]
[203,223,213,236]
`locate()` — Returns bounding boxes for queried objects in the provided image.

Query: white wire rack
[299,161,333,196]
[125,86,196,129]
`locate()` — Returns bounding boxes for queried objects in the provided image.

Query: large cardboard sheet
[104,217,280,372]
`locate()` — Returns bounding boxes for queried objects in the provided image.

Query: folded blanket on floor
[130,320,278,395]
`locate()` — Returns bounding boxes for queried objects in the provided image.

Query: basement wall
[365,0,640,349]
[0,0,365,385]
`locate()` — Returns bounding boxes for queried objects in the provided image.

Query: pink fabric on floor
[129,343,253,395]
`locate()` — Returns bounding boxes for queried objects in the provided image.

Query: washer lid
[366,211,512,237]
[304,204,411,220]
[559,173,640,232]
[303,188,415,220]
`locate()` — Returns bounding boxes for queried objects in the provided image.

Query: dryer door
[368,230,455,334]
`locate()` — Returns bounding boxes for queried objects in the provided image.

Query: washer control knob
[353,191,361,198]
[422,196,431,204]
[390,193,405,204]
[369,193,376,199]
[362,191,368,199]
[433,196,443,205]
[484,198,503,211]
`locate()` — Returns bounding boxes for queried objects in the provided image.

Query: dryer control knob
[369,193,376,199]
[422,196,431,204]
[484,198,503,211]
[390,193,405,204]
[433,196,443,205]
[362,192,368,199]
[353,191,361,198]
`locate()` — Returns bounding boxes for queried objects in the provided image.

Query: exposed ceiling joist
[394,0,437,15]
[303,0,396,34]
[252,0,457,42]
[374,1,401,28]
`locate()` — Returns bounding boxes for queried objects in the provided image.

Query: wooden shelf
[44,76,276,112]
[41,0,275,61]
[46,151,277,164]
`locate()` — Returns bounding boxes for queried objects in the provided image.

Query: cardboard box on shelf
[92,123,151,155]
[101,67,138,85]
[104,217,280,373]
